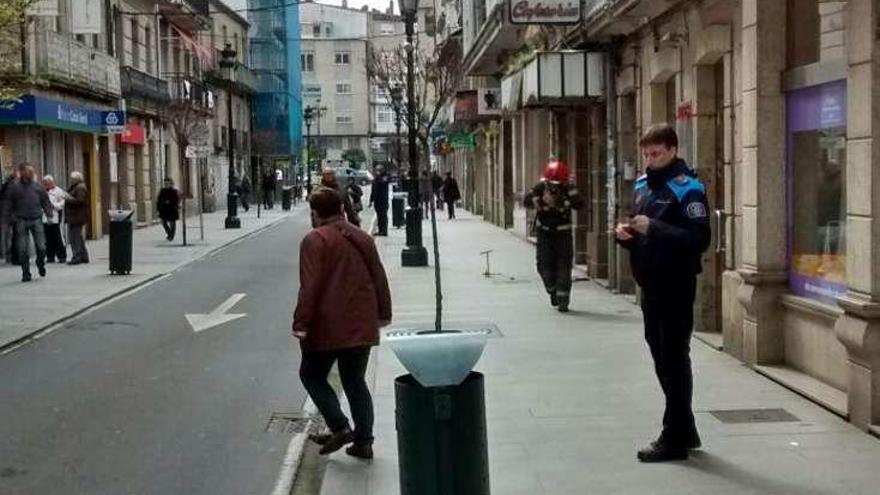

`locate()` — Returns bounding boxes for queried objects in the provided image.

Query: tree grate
[265,411,325,435]
[709,408,800,424]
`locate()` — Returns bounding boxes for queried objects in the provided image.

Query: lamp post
[304,105,314,194]
[220,43,241,229]
[390,84,403,175]
[399,0,428,267]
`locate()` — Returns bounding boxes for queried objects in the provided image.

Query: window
[324,23,333,37]
[313,24,322,38]
[377,105,393,124]
[145,26,152,74]
[334,51,350,65]
[787,81,847,303]
[301,23,314,38]
[375,86,389,97]
[336,113,353,124]
[380,23,395,35]
[131,19,139,69]
[336,81,352,94]
[301,52,314,72]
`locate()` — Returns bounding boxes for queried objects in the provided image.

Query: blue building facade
[247,0,301,172]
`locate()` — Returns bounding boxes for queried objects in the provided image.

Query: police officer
[615,124,711,462]
[524,158,584,312]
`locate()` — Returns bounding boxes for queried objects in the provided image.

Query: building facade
[299,1,371,169]
[459,0,880,434]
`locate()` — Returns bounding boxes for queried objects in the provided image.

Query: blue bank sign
[0,95,124,133]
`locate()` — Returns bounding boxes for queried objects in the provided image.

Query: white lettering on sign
[57,106,89,125]
[510,0,580,24]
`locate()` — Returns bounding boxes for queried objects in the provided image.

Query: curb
[0,212,295,354]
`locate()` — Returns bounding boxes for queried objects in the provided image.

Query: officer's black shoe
[651,430,701,450]
[557,298,569,313]
[637,441,688,463]
[550,294,559,307]
[345,443,373,460]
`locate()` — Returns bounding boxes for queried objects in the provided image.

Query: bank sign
[509,0,581,24]
[0,96,125,134]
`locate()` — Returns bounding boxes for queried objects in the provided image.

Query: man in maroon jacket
[293,187,392,459]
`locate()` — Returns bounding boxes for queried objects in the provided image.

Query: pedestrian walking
[320,169,360,227]
[615,124,711,463]
[346,177,364,215]
[239,175,251,212]
[369,165,391,236]
[419,170,433,219]
[42,175,67,263]
[441,172,461,220]
[64,171,90,265]
[431,170,444,206]
[0,169,19,264]
[157,178,181,242]
[7,164,52,282]
[262,171,276,209]
[293,187,392,460]
[524,158,584,312]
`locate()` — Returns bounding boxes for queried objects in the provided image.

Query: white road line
[270,397,317,495]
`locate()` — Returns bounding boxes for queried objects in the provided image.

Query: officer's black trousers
[536,229,573,303]
[641,278,698,445]
[375,205,388,235]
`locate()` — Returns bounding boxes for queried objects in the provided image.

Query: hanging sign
[509,0,581,25]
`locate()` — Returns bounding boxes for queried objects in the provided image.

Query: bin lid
[108,209,134,221]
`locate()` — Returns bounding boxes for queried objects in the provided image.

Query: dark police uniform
[370,173,391,235]
[524,180,584,310]
[620,158,710,448]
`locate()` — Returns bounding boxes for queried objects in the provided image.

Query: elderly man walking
[6,164,52,282]
[65,171,90,265]
[293,187,392,460]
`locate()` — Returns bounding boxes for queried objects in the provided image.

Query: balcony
[159,0,211,32]
[121,66,170,103]
[33,31,120,98]
[205,63,260,94]
[167,76,215,115]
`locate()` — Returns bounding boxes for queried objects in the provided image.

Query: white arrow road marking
[185,293,247,333]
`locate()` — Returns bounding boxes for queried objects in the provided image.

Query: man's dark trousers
[536,229,573,304]
[299,347,374,446]
[375,206,388,235]
[15,219,46,276]
[45,223,66,262]
[641,278,698,446]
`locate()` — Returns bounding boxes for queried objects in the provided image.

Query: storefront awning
[501,71,522,111]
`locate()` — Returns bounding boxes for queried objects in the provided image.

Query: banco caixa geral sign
[509,0,581,25]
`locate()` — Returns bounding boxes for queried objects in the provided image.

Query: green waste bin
[392,192,407,228]
[395,371,490,495]
[108,209,133,275]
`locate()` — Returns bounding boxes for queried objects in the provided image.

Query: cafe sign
[509,0,581,25]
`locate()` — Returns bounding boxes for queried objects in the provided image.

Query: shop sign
[478,88,502,115]
[117,122,145,144]
[0,95,109,133]
[101,111,127,134]
[509,0,581,25]
[449,132,476,150]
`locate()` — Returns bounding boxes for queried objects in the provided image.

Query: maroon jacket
[294,216,392,351]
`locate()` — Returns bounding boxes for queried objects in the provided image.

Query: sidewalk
[319,210,880,495]
[0,207,294,350]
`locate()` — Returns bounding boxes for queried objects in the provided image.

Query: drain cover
[265,411,324,435]
[709,408,800,424]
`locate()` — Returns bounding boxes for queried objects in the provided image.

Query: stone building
[458,0,880,433]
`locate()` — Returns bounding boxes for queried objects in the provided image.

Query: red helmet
[543,159,570,183]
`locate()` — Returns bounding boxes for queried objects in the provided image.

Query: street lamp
[304,105,314,194]
[220,43,241,229]
[399,0,428,267]
[390,84,403,175]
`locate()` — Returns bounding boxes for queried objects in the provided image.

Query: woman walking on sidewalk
[157,178,181,242]
[293,187,392,460]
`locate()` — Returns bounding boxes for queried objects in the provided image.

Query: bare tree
[165,100,210,246]
[367,36,464,170]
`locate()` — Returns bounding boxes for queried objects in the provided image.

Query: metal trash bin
[282,186,293,210]
[108,209,133,275]
[392,192,407,228]
[395,371,490,495]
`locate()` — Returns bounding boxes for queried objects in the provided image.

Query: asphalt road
[0,212,314,495]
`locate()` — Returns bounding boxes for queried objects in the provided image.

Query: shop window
[787,81,847,303]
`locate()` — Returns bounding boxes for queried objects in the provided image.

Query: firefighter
[615,124,711,462]
[524,157,584,312]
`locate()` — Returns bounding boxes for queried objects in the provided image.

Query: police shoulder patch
[674,175,689,185]
[686,202,707,219]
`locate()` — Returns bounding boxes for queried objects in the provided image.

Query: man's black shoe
[38,266,46,277]
[21,273,32,282]
[318,428,354,455]
[637,441,688,463]
[345,443,373,460]
[550,294,559,307]
[308,433,331,446]
[651,431,701,450]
